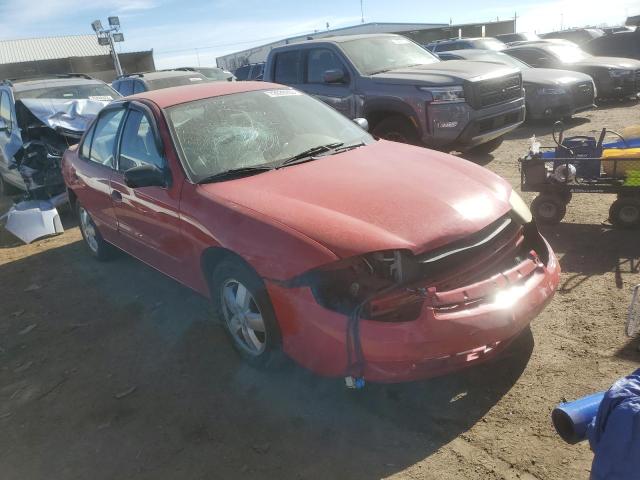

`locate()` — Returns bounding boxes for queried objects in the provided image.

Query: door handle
[111,190,123,202]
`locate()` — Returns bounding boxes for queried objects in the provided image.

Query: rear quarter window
[274,51,303,84]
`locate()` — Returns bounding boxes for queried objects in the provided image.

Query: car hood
[199,141,513,259]
[569,56,640,69]
[371,61,519,86]
[522,68,593,86]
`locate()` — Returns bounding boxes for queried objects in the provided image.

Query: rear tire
[210,259,283,369]
[469,136,504,155]
[531,194,567,225]
[609,198,640,229]
[77,201,116,261]
[371,116,421,145]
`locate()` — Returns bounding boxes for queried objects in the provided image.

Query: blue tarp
[587,368,640,480]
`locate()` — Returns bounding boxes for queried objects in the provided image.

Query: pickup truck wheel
[469,136,504,155]
[77,202,116,261]
[371,116,421,145]
[211,260,283,369]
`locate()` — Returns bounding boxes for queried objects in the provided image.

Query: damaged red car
[62,82,559,383]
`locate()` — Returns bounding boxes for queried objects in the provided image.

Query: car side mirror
[353,118,369,131]
[124,164,167,188]
[323,69,346,84]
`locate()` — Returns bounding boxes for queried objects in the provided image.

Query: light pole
[360,0,365,24]
[91,17,125,77]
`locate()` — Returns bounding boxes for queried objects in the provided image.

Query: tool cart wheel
[609,198,640,229]
[531,194,567,225]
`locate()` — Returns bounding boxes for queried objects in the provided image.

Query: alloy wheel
[220,278,267,356]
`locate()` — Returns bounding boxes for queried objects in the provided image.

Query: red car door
[109,104,185,279]
[71,107,127,244]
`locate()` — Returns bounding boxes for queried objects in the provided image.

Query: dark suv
[264,34,525,152]
[111,70,210,96]
[0,74,119,197]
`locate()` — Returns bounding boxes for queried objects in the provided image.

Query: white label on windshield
[189,77,203,82]
[89,95,113,101]
[263,89,302,97]
[391,38,410,44]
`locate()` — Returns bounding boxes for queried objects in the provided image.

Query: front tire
[77,201,116,261]
[211,260,282,368]
[371,116,421,145]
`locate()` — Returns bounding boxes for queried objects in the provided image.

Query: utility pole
[360,0,365,24]
[514,11,518,33]
[91,17,125,77]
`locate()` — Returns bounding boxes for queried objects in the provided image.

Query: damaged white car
[0,74,119,243]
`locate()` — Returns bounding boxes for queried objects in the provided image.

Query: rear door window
[117,80,134,96]
[274,51,303,84]
[133,81,146,94]
[307,49,345,83]
[235,66,250,80]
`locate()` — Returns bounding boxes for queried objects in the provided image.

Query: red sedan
[62,81,559,384]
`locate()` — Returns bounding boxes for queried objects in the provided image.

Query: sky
[0,0,638,69]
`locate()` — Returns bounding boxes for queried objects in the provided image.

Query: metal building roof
[0,34,111,65]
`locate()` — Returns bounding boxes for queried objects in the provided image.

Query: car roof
[127,81,284,108]
[440,49,504,58]
[10,77,107,92]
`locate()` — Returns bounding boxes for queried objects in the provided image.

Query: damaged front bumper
[267,223,560,383]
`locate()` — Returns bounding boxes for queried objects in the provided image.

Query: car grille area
[470,73,523,109]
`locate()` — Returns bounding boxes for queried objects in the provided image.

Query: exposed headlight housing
[509,189,532,223]
[537,86,568,95]
[609,68,632,78]
[419,86,466,103]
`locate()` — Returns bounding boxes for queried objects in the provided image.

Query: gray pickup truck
[263,34,525,153]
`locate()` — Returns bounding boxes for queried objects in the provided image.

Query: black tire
[469,136,504,155]
[609,198,640,229]
[210,259,283,368]
[76,201,116,261]
[531,194,567,225]
[371,115,421,145]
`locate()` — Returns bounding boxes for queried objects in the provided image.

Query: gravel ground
[1,100,639,480]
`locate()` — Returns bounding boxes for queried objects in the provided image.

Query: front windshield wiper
[277,142,344,169]
[197,166,273,184]
[334,141,366,153]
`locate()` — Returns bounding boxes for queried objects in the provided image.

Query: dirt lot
[1,101,640,480]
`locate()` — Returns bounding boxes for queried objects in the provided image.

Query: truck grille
[471,74,522,109]
[572,81,594,107]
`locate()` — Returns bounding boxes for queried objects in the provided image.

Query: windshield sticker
[88,95,113,101]
[189,77,204,82]
[391,38,410,44]
[263,89,302,97]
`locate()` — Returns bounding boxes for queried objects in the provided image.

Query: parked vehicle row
[61,81,560,383]
[437,50,596,120]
